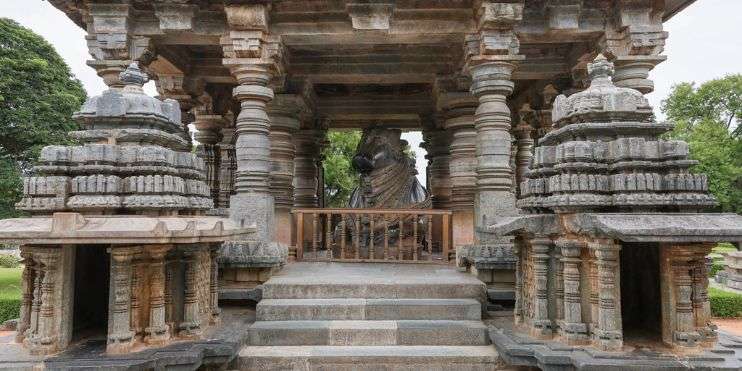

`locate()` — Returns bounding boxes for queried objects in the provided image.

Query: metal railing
[292,208,452,263]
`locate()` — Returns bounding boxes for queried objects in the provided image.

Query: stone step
[262,282,486,300]
[248,320,489,346]
[238,345,499,371]
[256,298,483,321]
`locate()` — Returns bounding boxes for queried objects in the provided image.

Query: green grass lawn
[0,267,22,323]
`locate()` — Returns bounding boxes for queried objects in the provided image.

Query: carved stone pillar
[604,0,667,94]
[107,247,136,354]
[86,3,151,88]
[422,129,452,209]
[590,240,623,351]
[691,246,715,341]
[194,114,225,205]
[530,238,553,337]
[221,3,284,242]
[469,59,520,233]
[31,251,59,354]
[145,245,172,345]
[217,127,236,209]
[513,240,523,325]
[293,129,326,208]
[16,250,34,343]
[129,251,143,339]
[557,239,588,342]
[209,245,221,324]
[466,1,524,236]
[179,248,201,338]
[587,248,600,334]
[536,84,558,139]
[513,104,535,196]
[670,250,700,347]
[26,264,42,344]
[268,95,304,247]
[156,74,203,144]
[553,244,564,327]
[442,94,478,247]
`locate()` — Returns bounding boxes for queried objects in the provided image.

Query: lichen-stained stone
[488,55,742,366]
[16,63,213,215]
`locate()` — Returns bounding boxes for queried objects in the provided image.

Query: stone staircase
[238,262,499,370]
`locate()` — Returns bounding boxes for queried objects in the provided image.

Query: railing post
[296,211,304,261]
[340,216,347,259]
[312,213,318,259]
[398,215,404,260]
[413,215,419,261]
[369,215,375,260]
[427,214,433,261]
[383,214,389,260]
[442,213,450,262]
[325,213,332,260]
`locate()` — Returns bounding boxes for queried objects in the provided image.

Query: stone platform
[238,262,499,370]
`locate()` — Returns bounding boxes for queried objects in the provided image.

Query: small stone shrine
[0,64,251,355]
[489,55,742,367]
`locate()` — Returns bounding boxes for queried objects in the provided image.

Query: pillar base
[230,193,275,242]
[144,325,171,346]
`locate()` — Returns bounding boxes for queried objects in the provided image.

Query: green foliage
[662,75,742,213]
[0,255,19,268]
[0,18,86,217]
[709,287,742,318]
[708,262,725,278]
[0,267,21,322]
[323,131,362,207]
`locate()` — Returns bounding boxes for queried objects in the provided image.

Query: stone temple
[0,0,740,370]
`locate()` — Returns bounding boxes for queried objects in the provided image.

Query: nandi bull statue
[336,127,432,259]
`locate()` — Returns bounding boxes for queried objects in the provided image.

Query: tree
[0,18,86,217]
[662,75,742,214]
[323,130,362,207]
[662,75,741,137]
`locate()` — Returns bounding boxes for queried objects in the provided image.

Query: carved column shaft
[145,245,171,345]
[35,251,59,351]
[179,249,201,337]
[423,129,452,209]
[107,247,136,354]
[16,251,34,343]
[513,105,534,196]
[293,130,326,208]
[209,246,220,323]
[218,128,236,209]
[691,247,714,340]
[469,60,519,231]
[194,115,226,205]
[227,65,275,240]
[672,253,698,346]
[558,239,588,341]
[530,238,552,336]
[513,240,523,324]
[590,241,623,351]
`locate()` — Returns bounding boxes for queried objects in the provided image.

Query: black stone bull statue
[336,127,431,259]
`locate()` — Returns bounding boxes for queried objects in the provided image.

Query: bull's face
[352,128,402,174]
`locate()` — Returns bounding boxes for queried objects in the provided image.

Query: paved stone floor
[269,261,483,286]
[0,306,256,370]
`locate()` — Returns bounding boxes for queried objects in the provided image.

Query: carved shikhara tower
[490,55,742,361]
[0,65,250,355]
[2,0,741,362]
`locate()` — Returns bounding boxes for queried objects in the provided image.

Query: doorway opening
[620,242,662,344]
[72,245,109,341]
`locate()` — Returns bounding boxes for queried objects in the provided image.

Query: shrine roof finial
[587,54,614,80]
[119,62,148,86]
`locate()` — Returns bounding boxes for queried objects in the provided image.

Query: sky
[2,0,740,186]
